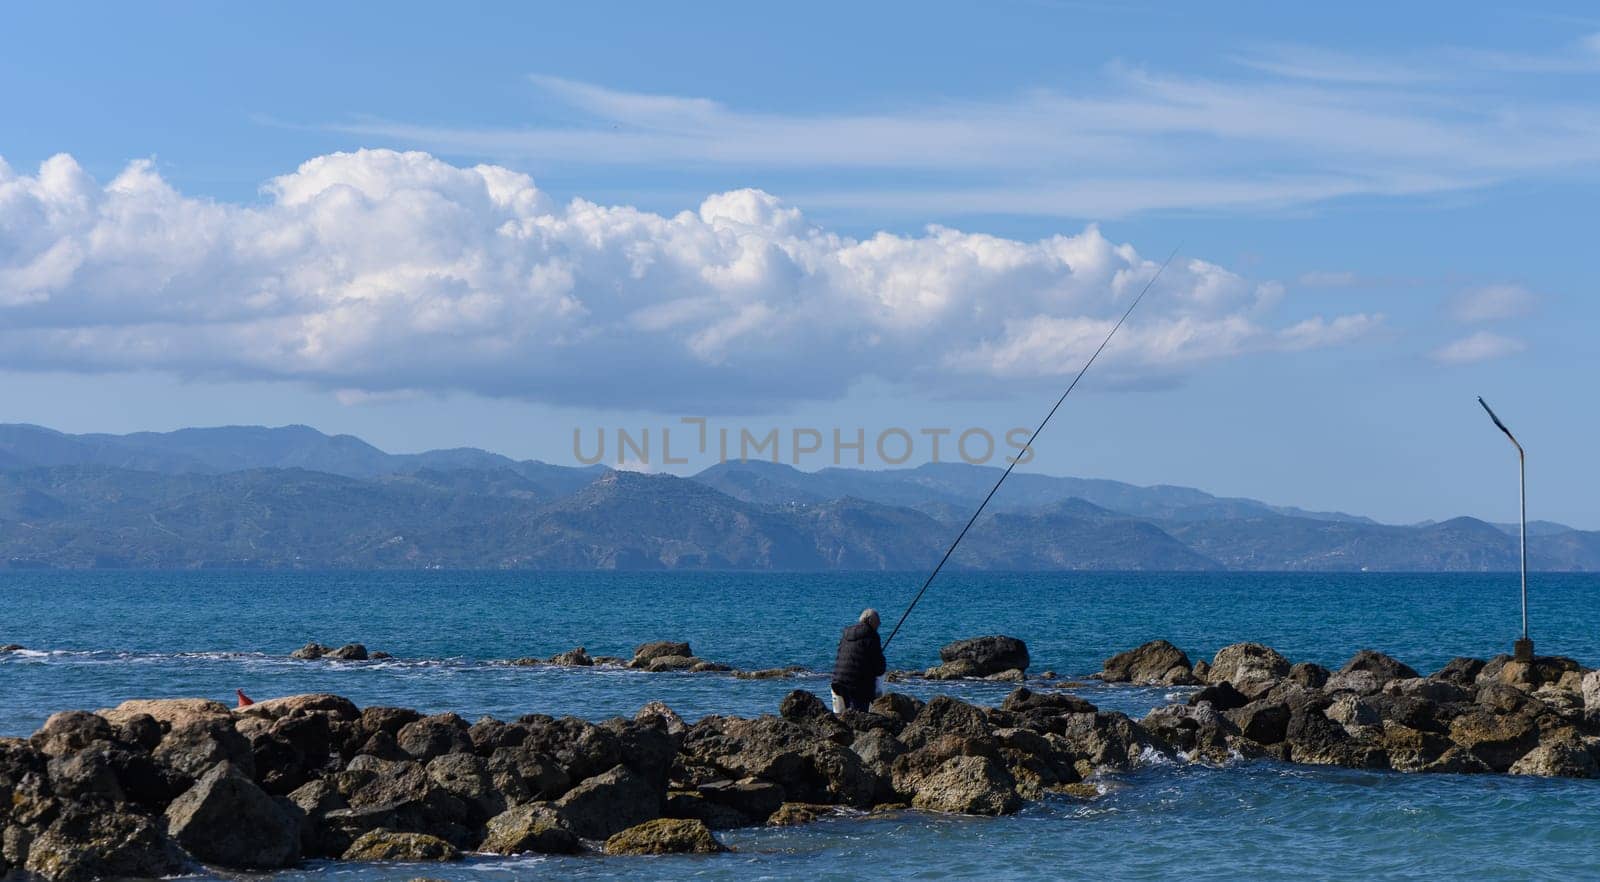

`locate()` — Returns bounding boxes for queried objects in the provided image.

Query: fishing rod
[881,247,1180,650]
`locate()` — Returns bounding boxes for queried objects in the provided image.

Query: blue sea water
[3,570,1599,880]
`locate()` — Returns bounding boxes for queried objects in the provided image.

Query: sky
[1,1,1596,527]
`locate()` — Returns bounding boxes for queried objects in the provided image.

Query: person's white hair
[859,608,881,628]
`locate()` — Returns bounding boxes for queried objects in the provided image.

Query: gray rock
[29,712,114,758]
[482,803,582,855]
[1338,649,1419,684]
[554,764,661,840]
[341,830,458,861]
[1208,643,1290,688]
[630,641,692,668]
[23,806,187,882]
[938,636,1030,677]
[603,818,726,855]
[397,714,472,761]
[164,762,300,868]
[906,754,1021,816]
[326,644,369,661]
[1102,640,1192,685]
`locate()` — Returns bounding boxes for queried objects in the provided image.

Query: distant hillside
[1,423,1595,572]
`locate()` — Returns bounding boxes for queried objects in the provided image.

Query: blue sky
[1,1,1596,527]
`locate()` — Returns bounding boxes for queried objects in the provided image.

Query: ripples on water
[3,570,1599,880]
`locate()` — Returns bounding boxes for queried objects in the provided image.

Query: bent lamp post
[1478,396,1531,663]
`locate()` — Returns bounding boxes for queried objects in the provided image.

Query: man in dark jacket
[831,608,887,713]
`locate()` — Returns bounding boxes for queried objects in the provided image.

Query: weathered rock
[291,642,331,660]
[487,745,570,804]
[113,713,163,753]
[603,818,725,855]
[554,764,661,840]
[733,666,806,680]
[240,694,361,721]
[550,647,594,667]
[779,690,833,723]
[1102,640,1193,685]
[30,712,114,758]
[286,778,348,856]
[634,700,687,737]
[1448,711,1540,772]
[1382,678,1472,705]
[905,754,1021,815]
[1323,670,1384,696]
[466,717,523,756]
[679,716,876,808]
[869,693,924,725]
[1508,733,1597,778]
[157,717,255,779]
[1433,657,1486,687]
[46,745,126,803]
[481,803,583,855]
[1583,670,1600,712]
[767,802,830,826]
[899,697,991,751]
[1288,662,1331,689]
[630,641,692,668]
[22,806,187,882]
[397,714,472,761]
[361,706,423,738]
[426,753,503,822]
[1208,643,1291,689]
[1226,700,1290,745]
[1325,694,1380,729]
[691,660,734,673]
[341,830,459,862]
[1339,650,1419,684]
[1188,681,1248,712]
[663,791,750,830]
[937,636,1030,678]
[164,762,300,868]
[326,644,369,662]
[98,698,232,731]
[697,777,785,821]
[645,655,700,673]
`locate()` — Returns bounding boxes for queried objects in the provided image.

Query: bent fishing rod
[881,247,1180,650]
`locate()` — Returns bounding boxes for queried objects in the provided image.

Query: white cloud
[0,150,1378,410]
[313,41,1600,218]
[1449,283,1537,322]
[1432,331,1527,365]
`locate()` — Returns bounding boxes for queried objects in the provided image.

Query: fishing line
[881,246,1181,650]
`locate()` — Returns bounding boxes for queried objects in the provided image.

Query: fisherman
[831,608,887,713]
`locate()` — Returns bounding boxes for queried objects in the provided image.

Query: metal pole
[1478,397,1530,658]
[1518,447,1526,640]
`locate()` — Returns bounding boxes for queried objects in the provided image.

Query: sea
[3,570,1598,880]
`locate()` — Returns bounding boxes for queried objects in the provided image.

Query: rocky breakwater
[1118,638,1600,777]
[1,681,1166,880]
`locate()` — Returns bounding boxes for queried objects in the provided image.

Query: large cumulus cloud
[0,149,1377,410]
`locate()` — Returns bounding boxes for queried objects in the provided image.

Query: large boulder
[1339,650,1419,684]
[1225,700,1290,745]
[164,762,300,868]
[630,641,692,668]
[1208,643,1290,690]
[396,714,472,761]
[481,803,583,855]
[1102,640,1193,685]
[603,818,726,855]
[1508,733,1598,778]
[29,713,115,758]
[1433,657,1487,687]
[22,806,187,882]
[1583,670,1600,712]
[904,754,1021,816]
[554,764,661,840]
[934,636,1030,678]
[341,830,458,861]
[155,717,255,780]
[238,694,360,721]
[426,753,503,822]
[1447,711,1540,772]
[98,698,231,731]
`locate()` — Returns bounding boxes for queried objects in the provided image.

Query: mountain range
[0,423,1594,572]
